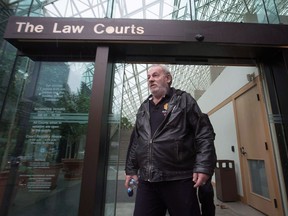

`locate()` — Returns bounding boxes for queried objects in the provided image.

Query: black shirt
[149,88,173,136]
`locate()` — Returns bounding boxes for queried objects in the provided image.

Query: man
[125,64,217,216]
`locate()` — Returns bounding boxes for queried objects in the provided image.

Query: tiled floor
[214,199,265,216]
[7,166,266,216]
[114,169,265,216]
[115,199,265,216]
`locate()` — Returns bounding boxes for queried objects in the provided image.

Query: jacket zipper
[147,97,179,181]
[148,138,153,181]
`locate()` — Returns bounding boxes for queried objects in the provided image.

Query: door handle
[240,147,247,156]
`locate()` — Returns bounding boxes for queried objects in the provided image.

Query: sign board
[5,16,288,44]
[5,16,201,42]
[4,16,288,61]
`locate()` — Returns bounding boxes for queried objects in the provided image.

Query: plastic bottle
[127,178,138,197]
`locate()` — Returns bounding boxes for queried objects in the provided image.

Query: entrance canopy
[4,16,288,62]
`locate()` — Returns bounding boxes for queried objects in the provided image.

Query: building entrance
[2,17,288,216]
[0,57,285,216]
[108,63,283,216]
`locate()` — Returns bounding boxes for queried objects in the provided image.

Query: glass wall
[0,0,287,128]
[0,56,93,215]
[104,64,124,216]
[1,0,288,138]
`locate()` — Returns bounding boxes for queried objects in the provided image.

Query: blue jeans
[133,178,201,216]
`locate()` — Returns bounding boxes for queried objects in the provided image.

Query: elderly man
[125,64,217,216]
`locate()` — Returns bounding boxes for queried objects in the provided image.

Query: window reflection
[0,59,93,215]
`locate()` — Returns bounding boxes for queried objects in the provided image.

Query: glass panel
[112,0,192,20]
[104,64,126,215]
[40,0,286,24]
[1,0,288,25]
[0,43,17,112]
[109,64,259,215]
[118,64,222,124]
[0,57,93,215]
[265,0,281,24]
[248,159,270,198]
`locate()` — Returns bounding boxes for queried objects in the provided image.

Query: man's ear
[167,74,172,85]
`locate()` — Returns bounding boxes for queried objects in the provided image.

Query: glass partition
[105,63,270,215]
[2,0,285,24]
[104,64,124,215]
[37,0,288,24]
[0,57,93,215]
[103,63,223,215]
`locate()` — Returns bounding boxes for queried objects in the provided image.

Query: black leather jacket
[125,88,216,182]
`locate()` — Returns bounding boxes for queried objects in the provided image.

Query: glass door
[0,56,94,216]
[104,63,282,216]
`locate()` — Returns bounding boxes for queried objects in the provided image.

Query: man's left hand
[192,173,210,188]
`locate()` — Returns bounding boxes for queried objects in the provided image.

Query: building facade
[0,0,288,215]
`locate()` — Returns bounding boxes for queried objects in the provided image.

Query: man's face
[147,66,171,96]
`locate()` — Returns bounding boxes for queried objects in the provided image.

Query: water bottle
[127,178,138,197]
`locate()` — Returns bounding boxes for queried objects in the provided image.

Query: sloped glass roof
[5,0,286,23]
[117,64,217,124]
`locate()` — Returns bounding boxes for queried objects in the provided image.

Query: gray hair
[149,64,173,86]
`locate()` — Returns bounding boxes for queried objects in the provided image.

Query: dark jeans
[133,178,201,216]
[198,181,215,216]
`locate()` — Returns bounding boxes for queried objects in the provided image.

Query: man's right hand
[125,175,138,188]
